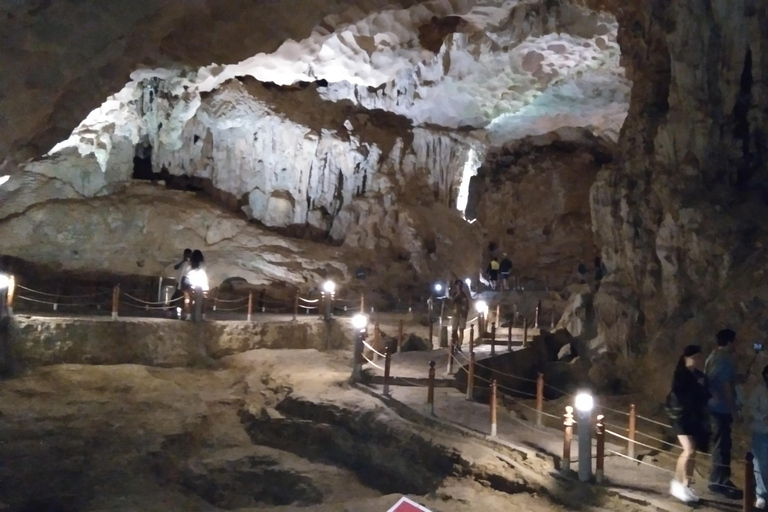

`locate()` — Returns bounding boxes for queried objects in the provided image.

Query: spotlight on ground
[323,280,336,294]
[352,314,368,330]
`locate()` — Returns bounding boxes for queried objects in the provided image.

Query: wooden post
[383,347,392,397]
[469,324,475,354]
[490,379,498,437]
[447,336,454,375]
[596,415,605,483]
[507,322,512,352]
[247,291,253,322]
[536,373,545,426]
[495,304,500,326]
[398,319,404,353]
[466,352,475,401]
[535,300,541,328]
[563,406,574,472]
[360,293,364,313]
[490,322,496,356]
[428,316,434,348]
[746,452,756,512]
[112,284,119,320]
[628,404,637,458]
[6,275,15,315]
[373,323,381,362]
[293,293,299,321]
[523,318,529,347]
[479,312,485,337]
[426,360,436,416]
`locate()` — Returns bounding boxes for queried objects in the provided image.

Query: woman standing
[668,345,711,503]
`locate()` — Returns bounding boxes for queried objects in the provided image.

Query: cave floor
[0,348,737,512]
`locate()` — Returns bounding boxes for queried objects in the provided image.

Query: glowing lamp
[464,278,471,288]
[0,273,10,290]
[434,283,443,293]
[352,314,368,330]
[475,300,488,315]
[574,392,594,412]
[322,280,336,294]
[187,268,209,291]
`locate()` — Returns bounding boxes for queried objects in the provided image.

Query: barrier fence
[357,320,755,506]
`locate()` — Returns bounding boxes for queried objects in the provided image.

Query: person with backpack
[749,364,768,509]
[667,345,711,503]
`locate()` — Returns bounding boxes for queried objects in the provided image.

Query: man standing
[450,280,470,351]
[499,253,513,291]
[705,328,743,499]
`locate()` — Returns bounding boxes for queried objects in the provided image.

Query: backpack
[665,391,683,421]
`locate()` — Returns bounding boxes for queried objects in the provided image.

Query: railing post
[6,275,15,315]
[596,414,605,483]
[373,322,381,362]
[383,346,392,397]
[563,406,574,472]
[466,352,475,401]
[536,372,545,426]
[507,322,512,352]
[495,304,500,326]
[112,284,119,320]
[360,293,365,314]
[247,291,253,322]
[490,379,498,437]
[426,360,436,416]
[523,318,529,347]
[428,299,434,348]
[293,293,299,321]
[479,312,485,337]
[535,299,541,328]
[351,330,363,383]
[490,322,496,356]
[398,319,404,353]
[447,336,454,375]
[628,404,636,458]
[469,324,475,354]
[746,452,756,512]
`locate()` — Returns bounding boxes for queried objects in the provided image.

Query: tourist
[184,250,209,321]
[450,280,470,351]
[499,253,512,291]
[705,328,743,499]
[667,345,710,503]
[749,364,768,509]
[487,257,500,290]
[171,248,192,319]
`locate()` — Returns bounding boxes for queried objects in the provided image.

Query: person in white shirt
[185,250,209,321]
[749,364,768,509]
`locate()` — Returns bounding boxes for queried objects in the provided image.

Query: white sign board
[386,496,434,512]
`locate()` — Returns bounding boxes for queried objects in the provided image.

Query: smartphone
[754,342,764,352]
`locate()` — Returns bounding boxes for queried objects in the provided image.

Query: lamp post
[322,280,336,322]
[574,392,594,482]
[350,313,368,383]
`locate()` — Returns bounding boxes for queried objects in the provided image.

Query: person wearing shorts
[450,280,470,350]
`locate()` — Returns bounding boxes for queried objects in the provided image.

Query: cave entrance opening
[132,142,154,180]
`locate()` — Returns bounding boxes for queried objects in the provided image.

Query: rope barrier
[17,285,109,298]
[299,297,320,303]
[362,340,386,359]
[636,414,673,430]
[362,354,384,370]
[607,450,676,474]
[122,292,181,306]
[213,296,248,303]
[16,295,105,307]
[214,305,248,312]
[298,304,318,310]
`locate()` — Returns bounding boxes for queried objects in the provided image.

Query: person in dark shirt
[499,253,513,291]
[669,344,711,503]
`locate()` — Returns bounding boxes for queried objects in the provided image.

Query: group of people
[486,253,513,290]
[669,328,767,506]
[171,248,208,320]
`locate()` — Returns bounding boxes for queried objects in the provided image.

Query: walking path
[359,347,745,512]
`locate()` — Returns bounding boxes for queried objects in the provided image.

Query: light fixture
[475,300,488,314]
[464,278,471,288]
[574,392,594,412]
[0,273,10,290]
[352,314,368,330]
[434,283,443,293]
[322,280,336,294]
[187,268,209,291]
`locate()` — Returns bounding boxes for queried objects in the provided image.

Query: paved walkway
[362,348,744,512]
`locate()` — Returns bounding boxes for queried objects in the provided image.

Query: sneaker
[671,480,694,503]
[684,485,700,503]
[756,497,766,509]
[708,481,744,500]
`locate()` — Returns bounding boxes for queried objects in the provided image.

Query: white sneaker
[670,480,694,503]
[684,485,700,503]
[756,497,766,509]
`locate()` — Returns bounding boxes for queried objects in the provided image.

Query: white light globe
[351,314,368,330]
[574,392,594,412]
[464,278,471,288]
[0,274,9,290]
[475,301,488,314]
[434,283,443,293]
[322,280,336,294]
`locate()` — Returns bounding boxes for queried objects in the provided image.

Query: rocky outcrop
[467,129,615,288]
